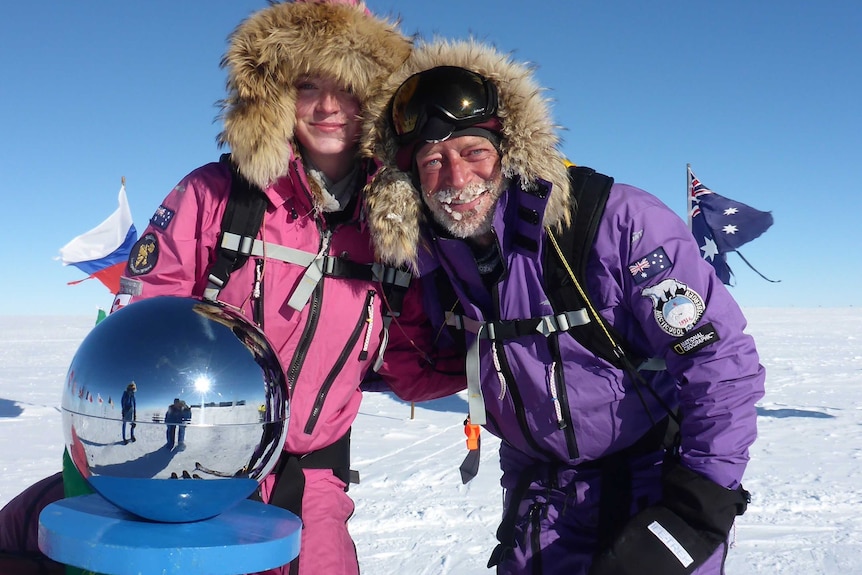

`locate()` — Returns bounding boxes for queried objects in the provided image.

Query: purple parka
[417,177,765,490]
[362,40,765,492]
[362,37,766,575]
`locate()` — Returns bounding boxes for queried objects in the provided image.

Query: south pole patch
[127,233,159,276]
[672,322,720,355]
[641,278,705,336]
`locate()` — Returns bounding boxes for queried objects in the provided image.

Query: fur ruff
[217,1,411,192]
[362,39,572,269]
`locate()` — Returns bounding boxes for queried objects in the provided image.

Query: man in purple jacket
[362,39,766,574]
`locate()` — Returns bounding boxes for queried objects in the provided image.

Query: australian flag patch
[628,247,672,285]
[150,205,175,230]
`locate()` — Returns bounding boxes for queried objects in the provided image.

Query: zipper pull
[252,258,264,328]
[319,228,332,257]
[359,290,375,360]
[253,259,263,299]
[548,361,567,429]
[491,341,508,400]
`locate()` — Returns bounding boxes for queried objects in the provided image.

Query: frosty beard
[423,175,506,240]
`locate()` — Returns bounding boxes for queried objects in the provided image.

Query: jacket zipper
[528,503,544,575]
[286,228,332,395]
[303,289,375,434]
[486,227,579,461]
[287,283,322,395]
[548,333,579,459]
[490,273,557,461]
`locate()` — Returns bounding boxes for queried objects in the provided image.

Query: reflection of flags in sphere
[59,296,289,523]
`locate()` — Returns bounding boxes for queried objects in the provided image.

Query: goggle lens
[390,66,497,144]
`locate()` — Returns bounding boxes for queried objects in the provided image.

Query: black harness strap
[567,166,611,280]
[542,166,641,368]
[487,463,543,569]
[377,266,411,318]
[208,155,412,331]
[487,417,676,569]
[205,154,268,307]
[590,416,677,551]
[372,266,413,371]
[264,428,356,515]
[253,429,356,572]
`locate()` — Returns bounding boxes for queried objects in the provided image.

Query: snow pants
[493,450,729,575]
[121,419,135,442]
[251,467,357,575]
[165,423,186,448]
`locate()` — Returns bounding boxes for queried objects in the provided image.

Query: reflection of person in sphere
[165,398,191,450]
[120,382,137,444]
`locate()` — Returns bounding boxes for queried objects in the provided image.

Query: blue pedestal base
[39,494,301,575]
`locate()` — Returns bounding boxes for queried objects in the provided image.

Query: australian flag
[688,166,775,285]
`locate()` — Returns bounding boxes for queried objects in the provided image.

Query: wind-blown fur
[218,1,412,192]
[363,39,571,269]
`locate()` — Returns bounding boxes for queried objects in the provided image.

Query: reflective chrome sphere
[61,296,288,523]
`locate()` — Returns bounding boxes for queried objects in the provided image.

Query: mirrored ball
[61,296,289,522]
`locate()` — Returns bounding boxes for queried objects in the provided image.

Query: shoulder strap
[567,166,613,280]
[543,165,631,367]
[435,165,626,367]
[545,166,680,432]
[204,154,269,302]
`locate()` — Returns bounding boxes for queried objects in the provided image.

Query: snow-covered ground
[1,308,861,573]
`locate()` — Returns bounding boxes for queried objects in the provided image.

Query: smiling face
[293,75,361,181]
[415,135,505,241]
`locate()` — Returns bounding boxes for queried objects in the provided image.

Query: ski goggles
[389,66,499,145]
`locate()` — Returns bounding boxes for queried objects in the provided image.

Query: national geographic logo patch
[672,322,720,355]
[128,233,159,276]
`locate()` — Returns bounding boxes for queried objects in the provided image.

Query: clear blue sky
[2,1,859,315]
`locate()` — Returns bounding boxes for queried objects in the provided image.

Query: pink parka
[121,155,466,456]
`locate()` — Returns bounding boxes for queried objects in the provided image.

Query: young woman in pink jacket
[118,2,466,573]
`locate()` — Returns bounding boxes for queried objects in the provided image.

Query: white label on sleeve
[647,520,694,567]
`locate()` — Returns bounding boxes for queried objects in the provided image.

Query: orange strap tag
[464,418,481,451]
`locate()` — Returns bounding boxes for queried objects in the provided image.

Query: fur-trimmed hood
[362,39,571,269]
[217,1,411,191]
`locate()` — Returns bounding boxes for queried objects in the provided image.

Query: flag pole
[686,163,692,230]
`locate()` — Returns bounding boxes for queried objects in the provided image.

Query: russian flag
[59,183,137,294]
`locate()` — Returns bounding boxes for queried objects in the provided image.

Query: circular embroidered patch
[641,279,705,337]
[127,233,159,276]
[658,293,704,335]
